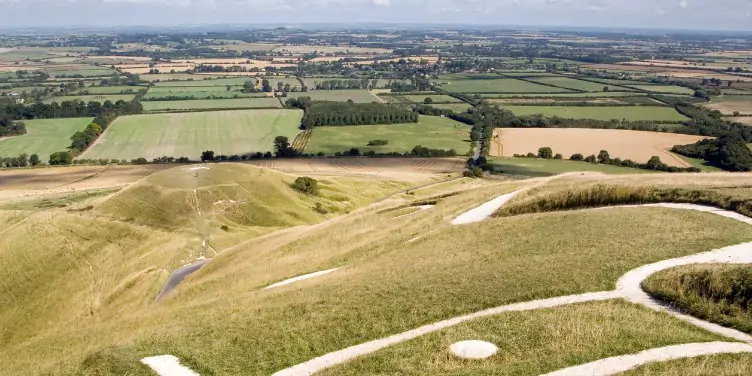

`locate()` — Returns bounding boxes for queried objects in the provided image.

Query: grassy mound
[494,175,752,218]
[96,163,408,233]
[643,264,752,334]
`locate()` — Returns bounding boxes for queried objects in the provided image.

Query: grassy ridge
[495,182,752,219]
[643,264,752,334]
[620,353,752,375]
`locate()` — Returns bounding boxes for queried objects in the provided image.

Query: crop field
[305,115,470,155]
[42,94,136,103]
[144,87,265,100]
[75,85,144,94]
[79,109,302,160]
[266,77,303,89]
[487,157,651,176]
[301,78,405,89]
[153,77,255,87]
[286,90,381,103]
[272,45,392,54]
[437,76,574,93]
[703,96,752,115]
[526,76,632,92]
[141,98,282,111]
[492,128,707,166]
[625,84,695,94]
[0,118,91,161]
[139,73,234,82]
[481,92,649,98]
[430,103,472,111]
[213,42,280,51]
[398,94,463,103]
[501,105,689,121]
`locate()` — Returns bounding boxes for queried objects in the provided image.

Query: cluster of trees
[672,135,752,172]
[311,79,382,90]
[301,102,418,129]
[291,176,319,195]
[0,118,26,137]
[0,99,143,121]
[332,145,457,158]
[200,150,274,162]
[0,153,40,168]
[513,147,700,173]
[367,139,388,146]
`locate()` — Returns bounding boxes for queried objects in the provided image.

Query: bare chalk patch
[541,342,752,376]
[141,355,200,376]
[451,190,522,225]
[395,205,434,219]
[449,340,498,359]
[264,267,342,290]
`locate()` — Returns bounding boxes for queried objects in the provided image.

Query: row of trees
[301,102,418,129]
[0,153,41,168]
[311,79,382,90]
[0,99,143,121]
[514,147,701,173]
[672,134,752,172]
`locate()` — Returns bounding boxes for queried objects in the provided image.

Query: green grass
[321,300,722,376]
[481,92,648,98]
[79,109,301,160]
[0,117,91,161]
[144,86,267,100]
[527,76,631,92]
[620,353,752,375]
[643,264,752,334]
[141,98,282,111]
[430,103,472,111]
[488,157,651,177]
[437,76,574,93]
[286,90,381,103]
[500,105,689,121]
[75,86,145,94]
[153,77,256,87]
[305,115,470,155]
[398,95,463,103]
[43,94,136,104]
[673,154,722,172]
[626,85,695,94]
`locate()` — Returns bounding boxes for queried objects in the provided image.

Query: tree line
[672,134,752,172]
[512,147,701,173]
[0,99,143,121]
[289,100,418,129]
[0,118,26,137]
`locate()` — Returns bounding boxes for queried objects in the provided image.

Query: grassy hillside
[643,264,752,334]
[3,172,752,375]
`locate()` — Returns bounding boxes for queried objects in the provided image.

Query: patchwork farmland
[0,118,92,161]
[500,105,689,121]
[79,109,302,160]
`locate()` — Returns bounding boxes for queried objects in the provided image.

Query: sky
[1,0,751,30]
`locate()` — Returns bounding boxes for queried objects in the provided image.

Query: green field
[79,109,302,160]
[153,77,256,87]
[482,92,648,98]
[527,76,632,92]
[286,90,381,103]
[43,94,136,104]
[488,157,651,177]
[430,103,472,111]
[142,98,282,111]
[626,85,695,94]
[398,94,462,103]
[437,76,574,93]
[305,115,470,155]
[0,118,91,161]
[301,78,403,89]
[144,86,266,100]
[501,105,689,121]
[75,86,145,94]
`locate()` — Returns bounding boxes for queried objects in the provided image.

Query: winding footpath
[142,189,752,376]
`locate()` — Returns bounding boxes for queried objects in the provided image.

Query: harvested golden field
[733,116,752,125]
[491,128,707,167]
[703,96,752,115]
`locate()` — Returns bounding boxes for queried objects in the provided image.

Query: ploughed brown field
[491,128,708,167]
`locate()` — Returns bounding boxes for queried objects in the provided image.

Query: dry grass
[620,353,752,375]
[492,128,707,167]
[321,300,723,376]
[703,96,752,115]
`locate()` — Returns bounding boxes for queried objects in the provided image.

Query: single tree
[274,136,291,157]
[538,147,553,159]
[603,86,610,92]
[424,97,433,105]
[201,150,215,162]
[29,153,40,166]
[49,151,72,165]
[597,150,611,164]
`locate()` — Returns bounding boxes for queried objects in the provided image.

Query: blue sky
[1,0,751,30]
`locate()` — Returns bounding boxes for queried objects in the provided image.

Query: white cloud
[679,0,688,8]
[373,0,390,6]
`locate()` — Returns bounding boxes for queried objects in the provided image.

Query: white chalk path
[271,292,620,376]
[264,267,343,290]
[541,342,752,376]
[395,205,433,219]
[141,356,200,376]
[141,200,752,376]
[271,203,752,376]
